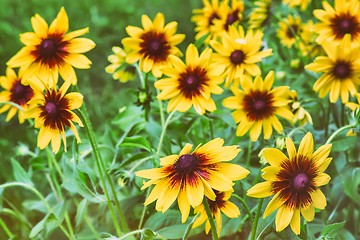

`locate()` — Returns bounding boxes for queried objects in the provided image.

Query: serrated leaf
[320,221,346,238]
[118,136,152,152]
[11,158,33,186]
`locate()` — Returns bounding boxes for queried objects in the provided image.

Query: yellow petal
[220,201,240,218]
[186,174,204,207]
[67,38,96,53]
[49,7,69,35]
[301,204,315,222]
[298,132,314,158]
[247,181,273,198]
[216,163,250,180]
[286,137,297,160]
[275,205,293,232]
[263,192,286,217]
[178,188,191,223]
[310,188,327,209]
[263,148,288,166]
[290,208,301,235]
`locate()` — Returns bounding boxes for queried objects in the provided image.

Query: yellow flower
[192,190,240,236]
[305,34,360,103]
[7,7,95,85]
[0,68,35,123]
[105,46,136,83]
[313,0,360,45]
[223,71,294,142]
[25,80,83,153]
[298,20,323,58]
[247,132,332,235]
[283,0,311,11]
[277,15,303,49]
[155,44,224,115]
[192,0,229,43]
[211,0,244,38]
[136,138,249,223]
[122,13,185,78]
[248,0,272,30]
[287,90,313,126]
[210,25,272,87]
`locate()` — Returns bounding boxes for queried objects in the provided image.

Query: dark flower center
[175,154,199,174]
[207,190,226,213]
[332,14,359,38]
[286,24,298,39]
[230,50,245,64]
[179,67,208,99]
[243,90,274,121]
[292,173,309,191]
[40,39,57,57]
[45,102,58,116]
[333,62,351,79]
[208,13,220,26]
[10,81,34,106]
[272,155,318,208]
[140,31,170,62]
[225,11,240,30]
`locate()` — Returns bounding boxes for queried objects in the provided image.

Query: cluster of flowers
[104,0,360,236]
[0,7,95,153]
[1,0,359,237]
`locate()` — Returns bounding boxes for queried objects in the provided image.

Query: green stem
[0,182,70,238]
[0,101,23,110]
[203,197,219,240]
[0,218,14,238]
[77,105,123,236]
[325,100,331,139]
[231,194,253,225]
[156,110,176,156]
[137,188,150,230]
[341,102,345,126]
[118,229,144,240]
[325,123,357,144]
[246,139,252,167]
[250,198,264,240]
[129,156,154,172]
[156,88,165,128]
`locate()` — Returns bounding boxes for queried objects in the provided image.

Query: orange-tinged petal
[186,174,204,207]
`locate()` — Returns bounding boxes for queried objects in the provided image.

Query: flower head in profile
[283,0,311,11]
[277,15,303,48]
[212,0,244,37]
[105,46,136,83]
[248,0,272,30]
[298,20,323,58]
[313,0,360,45]
[0,68,34,123]
[155,44,224,115]
[305,34,360,103]
[192,0,229,43]
[210,25,272,87]
[192,190,240,236]
[223,71,294,142]
[247,132,332,235]
[7,7,95,85]
[287,90,313,126]
[136,138,249,223]
[25,80,83,153]
[122,13,185,78]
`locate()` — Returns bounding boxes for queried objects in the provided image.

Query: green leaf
[341,167,360,205]
[29,213,56,238]
[11,158,33,186]
[118,136,152,152]
[144,210,182,230]
[320,221,346,238]
[331,136,357,152]
[157,224,188,239]
[75,199,87,228]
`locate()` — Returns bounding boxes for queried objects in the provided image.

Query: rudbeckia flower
[210,25,272,87]
[277,15,303,48]
[248,0,272,30]
[0,68,34,123]
[122,13,185,78]
[192,0,229,43]
[105,46,136,83]
[247,132,332,235]
[223,71,294,142]
[212,0,244,37]
[155,44,224,115]
[313,0,360,45]
[25,80,83,153]
[283,0,311,11]
[192,190,240,236]
[287,90,313,126]
[7,7,95,85]
[305,34,360,103]
[136,138,249,223]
